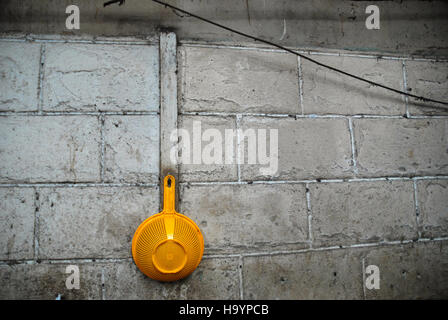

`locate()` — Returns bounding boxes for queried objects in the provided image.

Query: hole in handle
[167,178,172,188]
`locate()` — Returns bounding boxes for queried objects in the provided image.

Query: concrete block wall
[177,44,448,299]
[0,38,162,299]
[0,36,447,299]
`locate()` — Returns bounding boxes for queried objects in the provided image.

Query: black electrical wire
[105,0,448,107]
[103,0,125,7]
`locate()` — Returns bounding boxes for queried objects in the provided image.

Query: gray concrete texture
[0,115,102,183]
[244,241,448,299]
[104,115,159,183]
[180,47,300,114]
[37,187,159,259]
[1,0,448,57]
[0,34,447,300]
[42,43,159,112]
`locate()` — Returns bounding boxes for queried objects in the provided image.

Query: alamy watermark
[66,4,380,31]
[65,265,80,290]
[65,5,80,30]
[365,264,380,290]
[170,120,279,176]
[365,5,380,30]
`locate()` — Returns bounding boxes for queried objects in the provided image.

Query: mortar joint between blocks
[402,59,410,118]
[37,43,46,114]
[99,113,106,182]
[305,183,313,248]
[180,42,448,62]
[348,117,358,176]
[101,268,106,300]
[2,237,448,266]
[33,187,40,262]
[1,175,447,188]
[412,179,422,239]
[298,56,304,115]
[361,257,367,300]
[238,255,244,300]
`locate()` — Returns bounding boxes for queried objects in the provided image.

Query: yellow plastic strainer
[131,175,204,281]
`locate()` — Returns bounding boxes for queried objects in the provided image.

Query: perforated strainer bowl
[131,175,204,282]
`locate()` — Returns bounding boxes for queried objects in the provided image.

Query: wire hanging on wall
[104,0,448,108]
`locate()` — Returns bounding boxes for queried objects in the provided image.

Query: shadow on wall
[1,0,448,56]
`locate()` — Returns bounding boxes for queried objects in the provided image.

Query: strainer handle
[163,175,176,213]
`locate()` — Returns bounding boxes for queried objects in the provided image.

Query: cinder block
[363,241,448,299]
[301,55,405,115]
[243,249,364,299]
[181,46,299,114]
[42,43,159,112]
[0,116,101,183]
[240,117,353,180]
[38,187,159,259]
[406,60,448,115]
[104,115,159,183]
[416,179,448,238]
[0,263,102,300]
[0,42,41,112]
[309,180,417,247]
[353,118,448,177]
[0,188,35,260]
[178,115,238,182]
[179,183,309,253]
[103,258,239,299]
